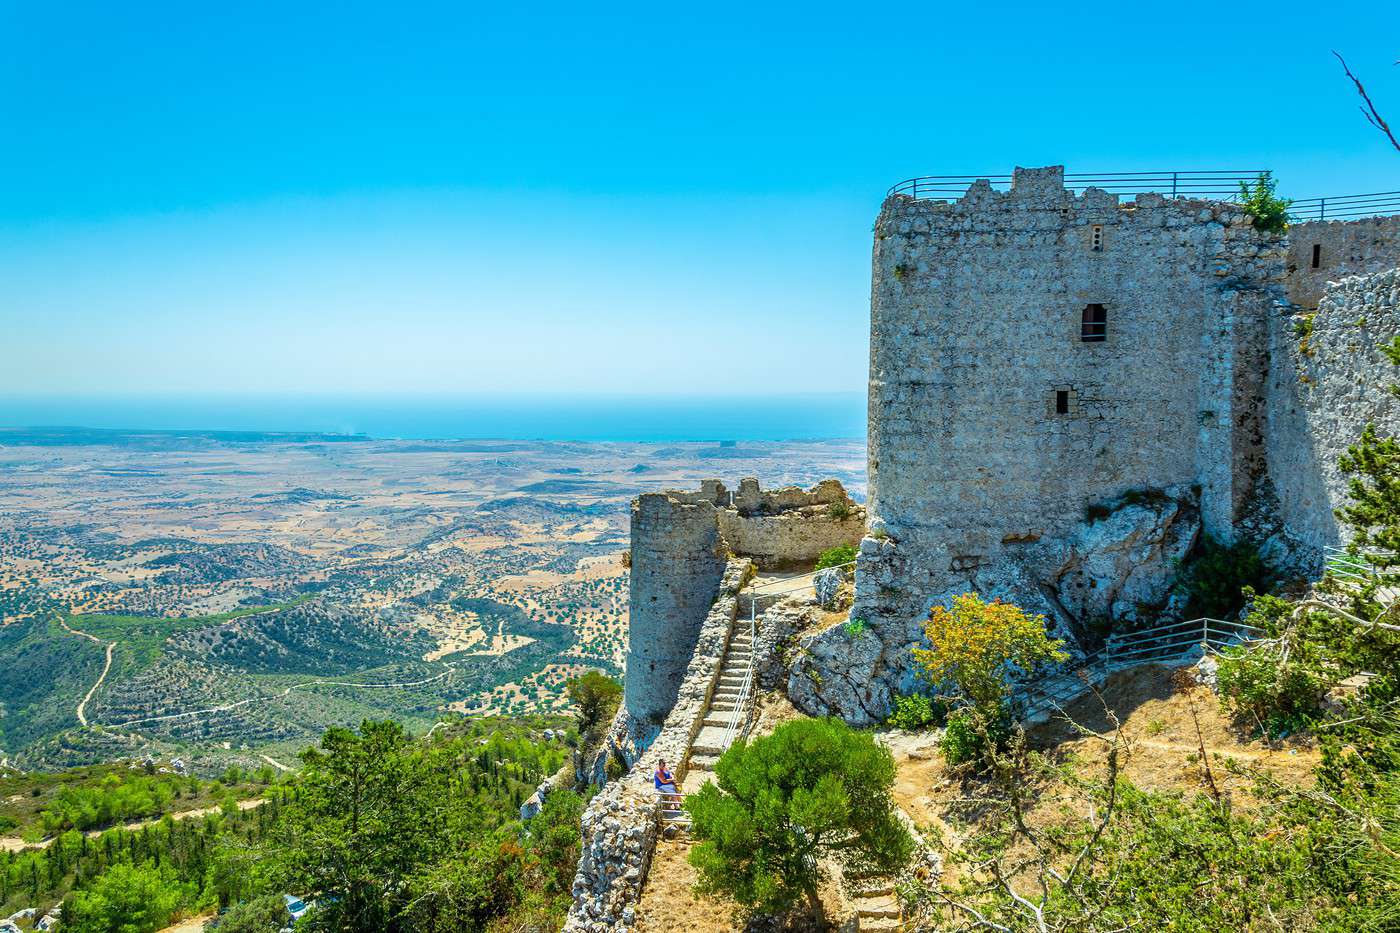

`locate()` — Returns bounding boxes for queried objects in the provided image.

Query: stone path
[681,624,754,794]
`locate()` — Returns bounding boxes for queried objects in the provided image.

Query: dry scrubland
[0,429,864,771]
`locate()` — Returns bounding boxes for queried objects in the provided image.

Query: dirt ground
[889,664,1321,857]
[635,835,844,933]
[635,838,744,933]
[155,915,212,933]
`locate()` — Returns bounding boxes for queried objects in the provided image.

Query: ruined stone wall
[717,477,866,570]
[792,166,1289,725]
[622,478,860,726]
[1286,216,1400,310]
[1265,267,1400,567]
[623,493,726,726]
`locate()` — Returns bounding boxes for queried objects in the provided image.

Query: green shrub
[885,694,946,731]
[939,706,1011,766]
[1216,644,1325,736]
[208,893,287,933]
[1175,537,1271,619]
[828,501,852,521]
[843,618,867,639]
[814,544,857,572]
[686,718,912,919]
[1238,172,1291,234]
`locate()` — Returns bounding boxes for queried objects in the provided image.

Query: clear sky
[2,0,1397,402]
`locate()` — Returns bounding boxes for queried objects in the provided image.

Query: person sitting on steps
[654,758,677,795]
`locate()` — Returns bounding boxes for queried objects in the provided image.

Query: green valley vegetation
[0,714,583,933]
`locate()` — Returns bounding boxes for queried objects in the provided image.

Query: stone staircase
[845,871,902,931]
[681,623,754,792]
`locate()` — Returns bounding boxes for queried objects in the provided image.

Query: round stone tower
[623,490,728,725]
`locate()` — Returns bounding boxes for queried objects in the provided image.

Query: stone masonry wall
[624,493,727,725]
[565,560,749,933]
[863,166,1284,634]
[1287,216,1400,310]
[787,165,1294,725]
[1265,268,1400,567]
[717,477,866,570]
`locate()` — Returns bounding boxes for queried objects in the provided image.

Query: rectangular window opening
[1311,244,1322,269]
[1055,390,1069,415]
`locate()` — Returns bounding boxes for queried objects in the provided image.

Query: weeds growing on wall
[1238,172,1291,234]
[814,543,857,571]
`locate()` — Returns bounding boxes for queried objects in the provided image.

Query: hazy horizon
[0,391,868,442]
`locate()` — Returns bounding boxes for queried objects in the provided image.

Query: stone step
[850,883,895,899]
[853,896,901,920]
[718,676,746,687]
[690,725,731,756]
[857,918,901,932]
[714,688,741,699]
[689,753,719,771]
[702,715,735,728]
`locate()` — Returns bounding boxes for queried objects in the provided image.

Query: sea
[0,393,866,443]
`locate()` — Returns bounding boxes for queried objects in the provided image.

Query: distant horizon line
[0,393,869,443]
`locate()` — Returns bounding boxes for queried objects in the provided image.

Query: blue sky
[2,0,1397,401]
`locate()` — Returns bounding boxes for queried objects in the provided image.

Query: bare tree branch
[1334,51,1400,152]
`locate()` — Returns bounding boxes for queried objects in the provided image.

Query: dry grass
[890,665,1320,864]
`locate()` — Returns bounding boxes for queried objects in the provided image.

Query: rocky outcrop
[1048,485,1200,626]
[788,487,1200,725]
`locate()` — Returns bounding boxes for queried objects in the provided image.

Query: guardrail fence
[1289,192,1400,222]
[886,173,1400,223]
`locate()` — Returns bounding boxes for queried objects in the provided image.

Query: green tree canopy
[565,671,621,742]
[685,718,912,921]
[61,861,191,933]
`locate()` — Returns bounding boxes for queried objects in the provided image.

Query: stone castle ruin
[564,168,1400,931]
[624,478,864,728]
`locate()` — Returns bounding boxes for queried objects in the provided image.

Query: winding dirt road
[57,603,454,732]
[59,618,116,727]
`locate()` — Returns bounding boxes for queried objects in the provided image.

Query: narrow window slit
[1056,391,1069,415]
[1311,244,1322,269]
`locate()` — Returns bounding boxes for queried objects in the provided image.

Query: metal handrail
[720,615,756,750]
[1289,192,1400,222]
[887,171,1267,201]
[1021,616,1263,722]
[887,173,1400,223]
